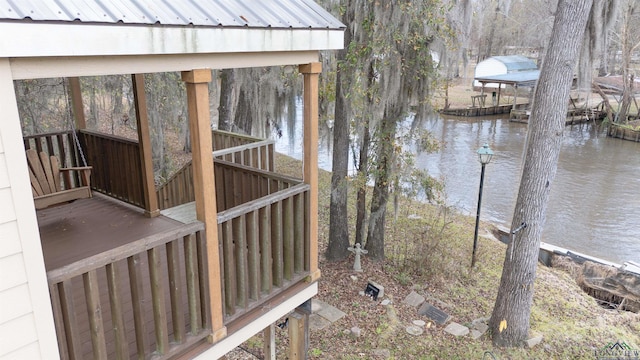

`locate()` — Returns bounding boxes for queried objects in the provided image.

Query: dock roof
[474,70,540,88]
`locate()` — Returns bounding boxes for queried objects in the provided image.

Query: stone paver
[309,314,332,330]
[444,322,469,337]
[402,291,426,308]
[473,322,489,334]
[470,329,483,340]
[405,324,424,336]
[526,335,543,348]
[312,299,346,323]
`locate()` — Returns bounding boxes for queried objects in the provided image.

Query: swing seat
[26,149,92,209]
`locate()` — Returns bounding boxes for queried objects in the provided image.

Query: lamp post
[471,143,494,268]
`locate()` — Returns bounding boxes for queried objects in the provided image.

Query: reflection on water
[274,110,640,264]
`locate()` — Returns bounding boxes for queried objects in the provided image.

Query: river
[274,111,640,265]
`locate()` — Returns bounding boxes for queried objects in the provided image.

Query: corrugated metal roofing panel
[0,0,344,29]
[491,55,537,72]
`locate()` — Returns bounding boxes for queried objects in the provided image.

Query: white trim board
[0,23,343,58]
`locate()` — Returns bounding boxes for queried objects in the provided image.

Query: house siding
[0,59,59,359]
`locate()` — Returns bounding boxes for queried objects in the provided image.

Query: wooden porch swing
[27,148,92,209]
[27,78,93,210]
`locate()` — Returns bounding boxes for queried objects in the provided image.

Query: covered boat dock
[474,70,540,110]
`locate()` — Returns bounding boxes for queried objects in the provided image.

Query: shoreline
[492,224,640,273]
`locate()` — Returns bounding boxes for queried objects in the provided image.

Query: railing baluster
[184,233,202,334]
[294,193,305,273]
[49,284,70,360]
[225,166,235,208]
[83,270,108,360]
[167,240,186,343]
[196,230,211,329]
[56,134,66,169]
[267,143,274,171]
[148,247,169,354]
[35,136,43,153]
[259,206,272,294]
[234,216,248,309]
[242,169,251,204]
[126,145,135,203]
[304,191,311,271]
[58,280,83,360]
[127,254,149,359]
[222,222,236,315]
[247,210,260,301]
[106,262,129,360]
[271,201,283,287]
[283,196,294,280]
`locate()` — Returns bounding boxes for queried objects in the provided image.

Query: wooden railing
[214,139,275,172]
[47,222,210,360]
[80,130,146,207]
[217,183,311,321]
[156,160,196,210]
[156,140,276,210]
[212,129,263,151]
[213,160,298,212]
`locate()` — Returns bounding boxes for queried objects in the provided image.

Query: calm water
[275,111,640,264]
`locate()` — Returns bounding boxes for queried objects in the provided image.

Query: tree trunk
[145,74,166,179]
[354,124,370,246]
[218,69,235,131]
[326,0,354,262]
[489,0,593,347]
[88,83,98,129]
[365,105,399,261]
[618,1,638,123]
[234,88,253,134]
[355,60,377,246]
[598,32,609,76]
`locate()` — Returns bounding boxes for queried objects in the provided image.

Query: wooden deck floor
[37,193,182,271]
[38,194,211,359]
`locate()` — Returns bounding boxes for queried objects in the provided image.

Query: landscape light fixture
[471,143,494,268]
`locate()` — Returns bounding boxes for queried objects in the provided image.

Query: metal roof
[474,70,540,87]
[490,55,537,72]
[0,0,345,29]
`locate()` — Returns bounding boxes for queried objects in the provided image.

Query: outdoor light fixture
[477,143,494,165]
[471,143,494,268]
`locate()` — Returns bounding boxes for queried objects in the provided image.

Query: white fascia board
[10,51,320,80]
[0,22,344,58]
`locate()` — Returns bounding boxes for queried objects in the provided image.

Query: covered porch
[28,122,315,359]
[0,2,343,359]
